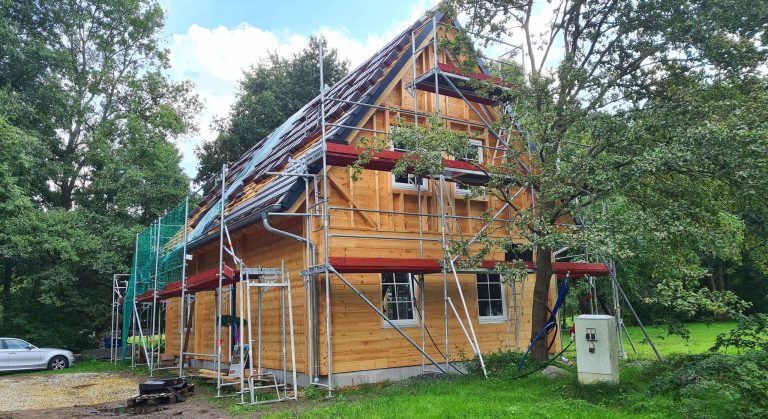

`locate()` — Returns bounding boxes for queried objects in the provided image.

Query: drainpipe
[261,209,320,382]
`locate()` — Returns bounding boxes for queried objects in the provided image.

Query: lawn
[13,321,744,417]
[561,321,736,360]
[212,321,739,418]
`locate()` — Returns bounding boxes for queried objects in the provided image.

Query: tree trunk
[2,260,11,318]
[577,292,592,314]
[718,264,726,291]
[60,180,74,210]
[530,246,554,361]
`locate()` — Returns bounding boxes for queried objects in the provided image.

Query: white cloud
[167,0,439,177]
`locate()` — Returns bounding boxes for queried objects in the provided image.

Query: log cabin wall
[306,41,559,375]
[163,215,310,375]
[162,20,560,380]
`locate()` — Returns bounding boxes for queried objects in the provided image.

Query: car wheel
[48,355,68,370]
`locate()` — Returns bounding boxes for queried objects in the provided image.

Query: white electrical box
[575,314,619,384]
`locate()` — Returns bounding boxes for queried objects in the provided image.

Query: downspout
[261,209,320,381]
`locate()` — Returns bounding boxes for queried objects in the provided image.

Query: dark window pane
[394,273,410,283]
[488,274,501,283]
[489,283,502,299]
[387,302,399,320]
[382,274,393,284]
[398,302,413,320]
[491,300,504,316]
[478,300,490,317]
[396,286,411,301]
[477,284,489,299]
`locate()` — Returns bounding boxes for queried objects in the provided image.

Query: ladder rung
[241,267,281,275]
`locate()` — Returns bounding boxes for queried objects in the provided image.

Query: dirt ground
[0,373,230,418]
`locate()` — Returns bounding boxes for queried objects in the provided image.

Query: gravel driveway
[0,373,138,412]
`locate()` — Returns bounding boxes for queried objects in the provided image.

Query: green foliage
[403,0,768,330]
[465,350,541,378]
[301,384,325,401]
[711,313,768,353]
[654,351,768,418]
[0,1,196,350]
[195,36,349,182]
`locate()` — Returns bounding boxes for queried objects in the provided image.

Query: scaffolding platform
[412,63,509,105]
[324,143,488,186]
[186,265,236,292]
[328,256,609,278]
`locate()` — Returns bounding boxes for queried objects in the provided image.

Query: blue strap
[517,275,570,370]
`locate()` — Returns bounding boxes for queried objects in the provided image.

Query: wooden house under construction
[121,10,609,395]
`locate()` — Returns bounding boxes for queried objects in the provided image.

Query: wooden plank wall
[164,216,309,374]
[163,24,558,378]
[165,298,180,354]
[313,272,555,374]
[309,39,558,374]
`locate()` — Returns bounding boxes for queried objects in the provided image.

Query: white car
[0,338,76,371]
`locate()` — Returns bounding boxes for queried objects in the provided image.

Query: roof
[187,12,443,248]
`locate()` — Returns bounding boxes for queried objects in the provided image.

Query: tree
[5,0,199,210]
[0,0,198,349]
[378,1,768,361]
[196,36,349,182]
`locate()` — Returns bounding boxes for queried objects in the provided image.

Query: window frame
[455,139,485,196]
[476,273,507,324]
[381,272,419,328]
[390,126,429,191]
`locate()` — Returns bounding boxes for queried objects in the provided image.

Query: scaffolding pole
[216,164,227,397]
[178,196,190,376]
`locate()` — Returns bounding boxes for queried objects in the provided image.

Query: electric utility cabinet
[575,314,619,384]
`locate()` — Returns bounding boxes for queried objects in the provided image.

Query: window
[505,244,533,262]
[4,339,30,349]
[391,129,428,190]
[458,139,485,165]
[455,139,484,195]
[381,273,418,327]
[476,274,506,323]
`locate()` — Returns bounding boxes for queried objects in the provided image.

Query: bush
[711,313,768,353]
[465,350,544,378]
[653,351,768,418]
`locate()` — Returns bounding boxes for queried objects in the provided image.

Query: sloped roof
[187,12,443,247]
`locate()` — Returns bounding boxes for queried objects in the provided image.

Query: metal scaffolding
[109,12,660,403]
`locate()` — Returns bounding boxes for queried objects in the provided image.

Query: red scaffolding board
[186,265,236,292]
[135,290,156,303]
[329,257,608,278]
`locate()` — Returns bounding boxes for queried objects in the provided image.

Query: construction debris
[127,377,194,407]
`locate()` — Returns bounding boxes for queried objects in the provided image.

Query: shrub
[710,313,768,353]
[654,350,768,418]
[465,350,543,378]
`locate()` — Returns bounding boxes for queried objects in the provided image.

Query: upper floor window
[477,273,506,323]
[456,139,484,195]
[391,131,428,190]
[458,139,484,165]
[381,273,418,327]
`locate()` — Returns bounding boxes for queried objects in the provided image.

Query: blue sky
[162,0,430,41]
[159,0,440,176]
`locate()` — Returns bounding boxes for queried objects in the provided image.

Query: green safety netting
[121,200,188,359]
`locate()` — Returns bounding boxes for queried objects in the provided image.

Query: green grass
[561,321,736,360]
[4,322,738,418]
[0,357,147,377]
[216,322,736,418]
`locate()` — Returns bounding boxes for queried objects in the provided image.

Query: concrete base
[188,359,464,388]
